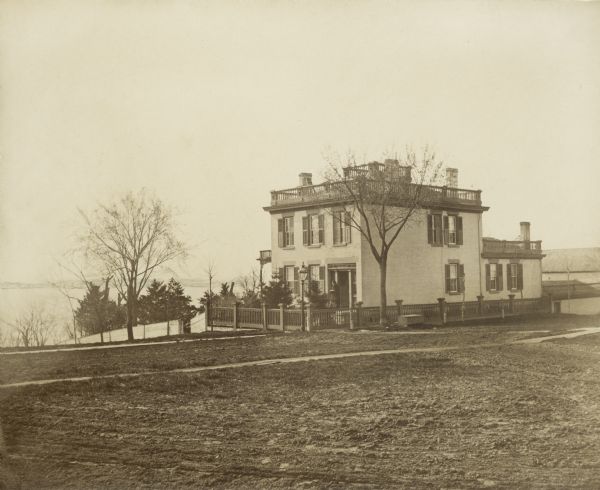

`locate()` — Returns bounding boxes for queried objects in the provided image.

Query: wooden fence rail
[207,297,551,331]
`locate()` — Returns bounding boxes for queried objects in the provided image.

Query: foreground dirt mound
[0,424,19,490]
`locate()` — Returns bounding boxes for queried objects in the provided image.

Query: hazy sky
[1,0,599,284]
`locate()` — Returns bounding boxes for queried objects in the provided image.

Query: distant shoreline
[0,280,210,290]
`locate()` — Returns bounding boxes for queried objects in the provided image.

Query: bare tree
[325,148,443,326]
[12,305,56,347]
[79,189,186,341]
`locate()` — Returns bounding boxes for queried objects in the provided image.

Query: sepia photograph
[1,1,599,488]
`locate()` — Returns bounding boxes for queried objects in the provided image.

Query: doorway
[328,268,356,308]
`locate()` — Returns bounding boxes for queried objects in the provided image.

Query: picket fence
[207,296,550,331]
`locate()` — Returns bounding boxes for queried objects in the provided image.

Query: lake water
[0,285,208,345]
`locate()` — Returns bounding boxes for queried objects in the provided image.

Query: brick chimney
[445,168,458,187]
[299,173,312,186]
[520,221,530,241]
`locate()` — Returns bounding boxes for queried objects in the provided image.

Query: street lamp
[299,262,308,331]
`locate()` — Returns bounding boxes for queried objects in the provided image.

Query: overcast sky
[1,0,599,284]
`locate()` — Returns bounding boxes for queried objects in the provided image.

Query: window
[447,215,457,244]
[445,263,465,294]
[308,265,325,293]
[507,263,523,291]
[284,265,299,295]
[442,214,463,246]
[278,216,294,248]
[303,214,325,246]
[333,211,351,245]
[427,214,443,246]
[485,263,503,292]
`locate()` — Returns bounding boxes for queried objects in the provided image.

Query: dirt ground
[1,315,600,489]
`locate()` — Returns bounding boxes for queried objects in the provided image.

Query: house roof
[542,248,600,273]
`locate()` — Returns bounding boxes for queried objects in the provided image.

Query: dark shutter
[427,215,433,244]
[485,264,491,292]
[517,264,524,290]
[344,212,352,243]
[288,217,294,245]
[333,212,340,244]
[434,215,442,245]
[497,264,503,291]
[445,264,451,293]
[507,264,512,290]
[278,219,284,248]
[302,216,309,245]
[457,216,463,245]
[293,267,300,295]
[319,266,325,293]
[458,264,465,292]
[443,215,449,244]
[318,214,325,244]
[278,267,284,282]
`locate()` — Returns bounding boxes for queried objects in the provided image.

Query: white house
[264,161,544,308]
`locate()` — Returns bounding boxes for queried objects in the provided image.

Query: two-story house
[263,161,543,308]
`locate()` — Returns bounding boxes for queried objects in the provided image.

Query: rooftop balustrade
[268,179,482,209]
[482,238,544,258]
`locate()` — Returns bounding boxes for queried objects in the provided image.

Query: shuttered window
[308,265,325,293]
[279,216,294,247]
[507,263,523,291]
[304,215,325,246]
[428,214,443,246]
[486,263,503,292]
[333,211,351,245]
[445,263,465,293]
[284,266,299,295]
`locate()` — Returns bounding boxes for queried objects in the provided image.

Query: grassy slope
[0,315,599,489]
[1,315,591,386]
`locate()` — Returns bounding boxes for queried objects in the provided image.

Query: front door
[329,269,356,308]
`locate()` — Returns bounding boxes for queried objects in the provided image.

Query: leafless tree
[79,189,186,341]
[12,305,56,347]
[325,147,443,326]
[205,260,216,295]
[238,268,260,297]
[50,267,82,344]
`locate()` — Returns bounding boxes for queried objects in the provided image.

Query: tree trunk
[126,285,136,342]
[379,258,387,327]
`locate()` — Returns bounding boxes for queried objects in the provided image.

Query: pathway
[2,327,600,390]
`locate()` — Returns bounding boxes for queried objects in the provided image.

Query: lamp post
[299,262,308,331]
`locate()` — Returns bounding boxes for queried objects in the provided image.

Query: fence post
[262,302,267,332]
[348,306,354,330]
[355,301,363,328]
[306,303,312,332]
[233,302,239,330]
[477,295,484,316]
[437,298,446,325]
[279,303,285,331]
[508,294,515,314]
[395,299,403,321]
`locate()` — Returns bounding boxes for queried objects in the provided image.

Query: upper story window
[507,263,523,291]
[427,214,443,246]
[485,263,503,292]
[277,216,294,248]
[445,262,465,294]
[429,213,463,246]
[333,211,352,245]
[303,214,324,246]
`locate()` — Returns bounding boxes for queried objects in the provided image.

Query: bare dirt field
[1,315,600,489]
